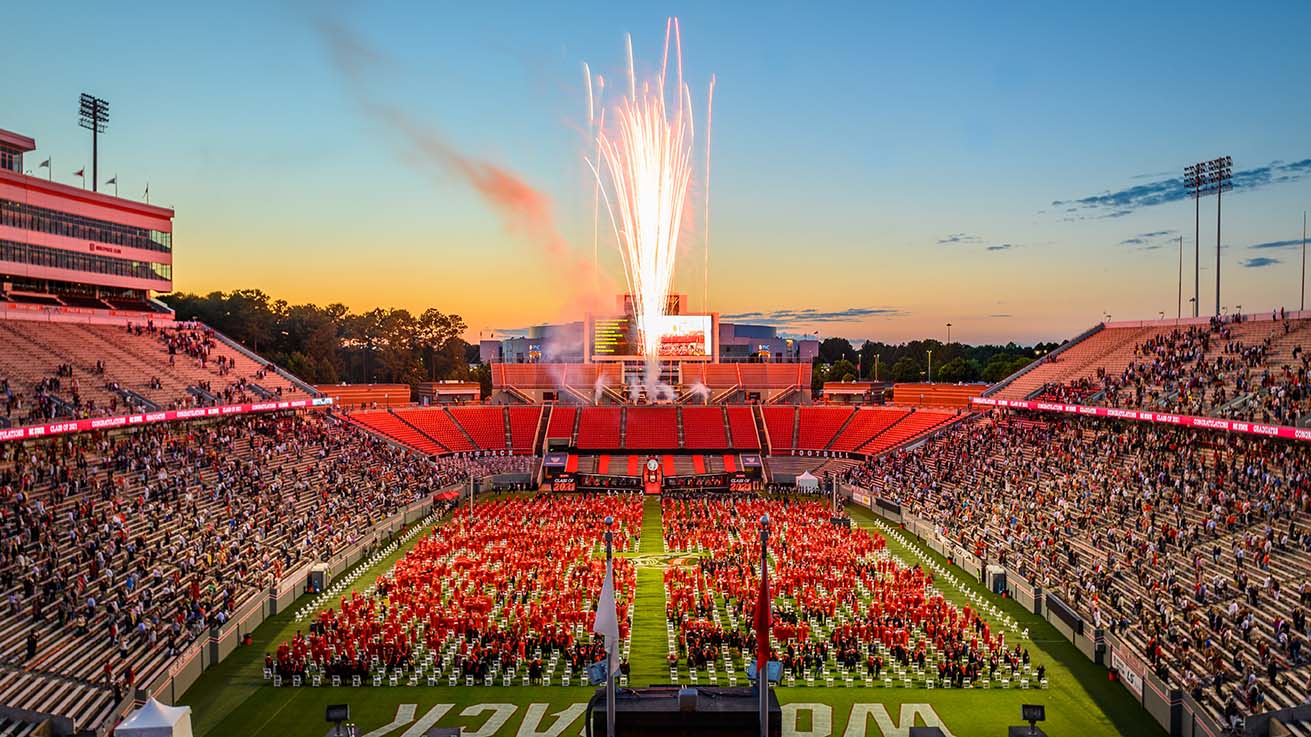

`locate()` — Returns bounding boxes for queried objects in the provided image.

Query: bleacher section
[829,407,910,452]
[449,406,508,451]
[859,409,956,454]
[681,406,729,449]
[993,313,1311,425]
[491,363,623,403]
[761,406,798,452]
[725,406,761,450]
[348,410,447,455]
[508,406,543,452]
[624,406,679,449]
[393,407,474,453]
[544,405,577,441]
[576,406,623,449]
[795,406,855,450]
[846,413,1311,727]
[994,325,1153,401]
[0,322,309,427]
[0,413,453,735]
[350,404,962,460]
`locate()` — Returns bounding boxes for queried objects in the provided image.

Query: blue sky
[3,0,1310,343]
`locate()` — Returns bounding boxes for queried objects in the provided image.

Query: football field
[183,497,1163,737]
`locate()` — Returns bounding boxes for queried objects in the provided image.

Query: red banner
[0,397,333,442]
[971,397,1311,442]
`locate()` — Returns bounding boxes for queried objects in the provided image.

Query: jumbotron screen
[592,314,713,359]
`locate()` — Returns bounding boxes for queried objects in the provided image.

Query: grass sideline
[181,496,1166,736]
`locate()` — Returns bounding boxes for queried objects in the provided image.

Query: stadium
[3,6,1311,737]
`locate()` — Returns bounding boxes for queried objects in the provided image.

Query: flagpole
[604,515,615,737]
[759,514,770,737]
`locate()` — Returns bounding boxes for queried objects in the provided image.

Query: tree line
[812,336,1061,391]
[161,290,1059,395]
[161,290,482,388]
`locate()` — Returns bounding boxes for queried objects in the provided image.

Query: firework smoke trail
[704,74,715,313]
[586,63,600,295]
[590,18,708,391]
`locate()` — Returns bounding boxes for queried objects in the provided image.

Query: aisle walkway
[627,496,671,685]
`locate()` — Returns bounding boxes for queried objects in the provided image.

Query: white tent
[115,697,193,737]
[796,471,819,491]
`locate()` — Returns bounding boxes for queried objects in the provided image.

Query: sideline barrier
[972,396,1311,442]
[0,397,333,442]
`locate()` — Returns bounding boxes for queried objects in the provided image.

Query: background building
[0,126,174,318]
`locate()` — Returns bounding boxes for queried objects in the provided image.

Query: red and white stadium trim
[972,397,1311,442]
[0,397,333,442]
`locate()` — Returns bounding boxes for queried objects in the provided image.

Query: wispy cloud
[937,233,981,245]
[1119,229,1178,251]
[1242,257,1280,268]
[989,313,1012,318]
[1249,238,1307,250]
[1052,158,1311,219]
[938,232,1017,252]
[721,307,907,328]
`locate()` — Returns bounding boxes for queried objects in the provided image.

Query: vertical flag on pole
[593,555,620,676]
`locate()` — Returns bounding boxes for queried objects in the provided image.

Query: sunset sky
[5,1,1310,345]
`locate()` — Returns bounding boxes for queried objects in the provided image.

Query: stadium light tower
[1184,156,1232,317]
[1184,163,1204,317]
[78,93,109,193]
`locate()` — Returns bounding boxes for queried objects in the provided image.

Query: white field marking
[461,704,518,737]
[361,703,417,737]
[782,703,833,737]
[354,701,955,737]
[842,703,958,737]
[398,704,453,737]
[515,703,589,737]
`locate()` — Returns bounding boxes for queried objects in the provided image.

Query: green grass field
[181,497,1166,736]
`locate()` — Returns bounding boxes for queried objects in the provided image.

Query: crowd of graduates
[661,495,1006,681]
[268,493,642,680]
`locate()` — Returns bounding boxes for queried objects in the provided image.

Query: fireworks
[588,18,712,387]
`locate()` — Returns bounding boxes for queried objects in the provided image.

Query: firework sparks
[589,18,713,387]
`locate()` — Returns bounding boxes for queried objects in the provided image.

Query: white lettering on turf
[398,704,453,737]
[461,704,518,737]
[843,704,957,737]
[515,703,589,737]
[782,703,834,737]
[357,701,955,737]
[362,704,417,737]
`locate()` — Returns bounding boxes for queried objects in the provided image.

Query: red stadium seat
[624,407,679,449]
[449,406,508,451]
[680,406,729,449]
